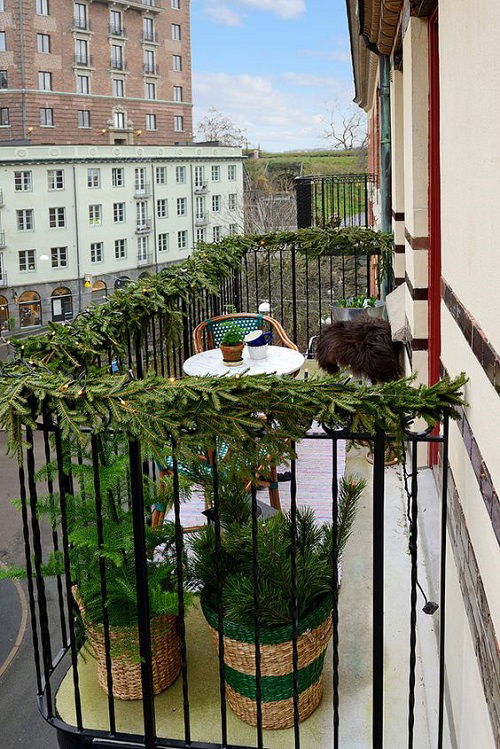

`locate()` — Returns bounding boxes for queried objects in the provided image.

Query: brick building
[0,0,192,145]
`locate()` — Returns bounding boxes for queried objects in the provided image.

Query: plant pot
[201,596,332,729]
[73,587,181,700]
[329,302,386,323]
[220,342,245,366]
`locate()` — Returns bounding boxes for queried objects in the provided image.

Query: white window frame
[146,113,157,131]
[77,74,90,94]
[211,165,220,182]
[212,226,222,242]
[87,168,101,188]
[158,232,169,252]
[77,109,90,128]
[196,227,205,243]
[17,209,34,231]
[137,235,149,261]
[173,85,182,102]
[112,167,124,187]
[228,164,237,181]
[38,71,52,91]
[156,198,168,218]
[90,242,103,263]
[175,166,186,184]
[89,204,102,226]
[172,55,182,72]
[174,115,183,132]
[36,0,49,15]
[51,246,68,268]
[194,166,204,188]
[113,202,126,223]
[40,107,54,126]
[48,169,64,190]
[15,171,32,192]
[113,78,125,97]
[114,238,127,259]
[228,193,237,210]
[19,249,36,272]
[145,81,156,100]
[37,33,50,53]
[171,0,180,9]
[171,23,181,41]
[48,206,65,228]
[155,166,166,185]
[177,230,188,250]
[212,195,221,212]
[176,197,186,216]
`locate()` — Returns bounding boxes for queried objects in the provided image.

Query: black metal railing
[18,413,450,749]
[295,174,374,229]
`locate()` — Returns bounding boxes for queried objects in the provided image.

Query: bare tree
[322,103,367,150]
[196,108,248,147]
[243,166,297,233]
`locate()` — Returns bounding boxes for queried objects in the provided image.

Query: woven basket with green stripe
[201,596,332,729]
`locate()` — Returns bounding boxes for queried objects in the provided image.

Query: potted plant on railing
[330,295,385,322]
[219,322,245,366]
[3,439,193,701]
[189,476,365,729]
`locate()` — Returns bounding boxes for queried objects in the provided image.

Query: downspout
[72,166,82,312]
[379,54,393,298]
[18,0,27,140]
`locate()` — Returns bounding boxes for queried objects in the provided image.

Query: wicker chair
[193,313,298,354]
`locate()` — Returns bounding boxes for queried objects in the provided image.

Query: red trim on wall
[428,8,441,463]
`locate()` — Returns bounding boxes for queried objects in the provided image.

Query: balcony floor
[56,444,447,747]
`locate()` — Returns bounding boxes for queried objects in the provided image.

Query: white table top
[183,345,305,377]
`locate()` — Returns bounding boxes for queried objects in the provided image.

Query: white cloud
[281,72,346,92]
[204,2,242,25]
[202,0,305,24]
[193,71,354,150]
[299,48,350,63]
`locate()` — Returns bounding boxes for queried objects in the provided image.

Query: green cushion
[207,315,263,347]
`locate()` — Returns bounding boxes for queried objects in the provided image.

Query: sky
[190,0,357,152]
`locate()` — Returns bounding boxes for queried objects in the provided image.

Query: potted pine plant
[189,476,364,729]
[219,322,245,365]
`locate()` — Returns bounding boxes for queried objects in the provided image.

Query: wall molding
[394,243,405,254]
[405,272,429,301]
[404,227,429,250]
[392,210,405,221]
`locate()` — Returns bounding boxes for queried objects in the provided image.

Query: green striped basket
[201,596,333,729]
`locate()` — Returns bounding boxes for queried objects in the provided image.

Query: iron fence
[295,174,374,230]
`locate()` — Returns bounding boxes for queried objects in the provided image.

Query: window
[90,242,103,263]
[158,232,169,252]
[172,0,180,8]
[112,167,124,187]
[228,164,237,181]
[174,116,183,132]
[157,198,167,218]
[37,33,50,53]
[144,49,155,74]
[40,107,54,126]
[19,250,36,272]
[87,168,100,188]
[136,201,148,228]
[19,290,41,327]
[171,23,181,40]
[0,33,4,52]
[135,167,147,191]
[49,207,65,228]
[195,196,205,219]
[172,55,182,72]
[15,171,32,192]
[177,230,188,250]
[143,17,154,41]
[0,71,7,89]
[77,74,89,94]
[38,71,52,90]
[212,226,222,242]
[0,107,9,126]
[89,204,102,225]
[137,235,149,261]
[73,3,86,28]
[196,228,205,242]
[109,10,122,34]
[17,209,34,231]
[75,38,88,65]
[212,195,221,212]
[51,246,68,268]
[175,166,186,183]
[112,78,124,97]
[113,202,125,222]
[211,165,220,182]
[36,0,49,14]
[48,169,64,190]
[146,113,156,131]
[51,287,73,321]
[228,193,237,210]
[77,109,90,128]
[113,111,125,129]
[115,238,127,259]
[155,166,166,185]
[229,223,238,235]
[177,197,186,216]
[194,166,204,188]
[173,85,182,102]
[111,45,123,69]
[145,82,156,100]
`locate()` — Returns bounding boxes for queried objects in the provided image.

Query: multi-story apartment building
[0,0,192,145]
[0,144,244,332]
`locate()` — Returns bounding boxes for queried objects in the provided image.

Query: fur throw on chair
[316,317,403,383]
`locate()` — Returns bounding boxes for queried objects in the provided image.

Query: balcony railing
[143,63,159,75]
[72,17,91,31]
[295,173,374,229]
[194,183,208,194]
[0,231,5,248]
[92,0,162,11]
[141,30,158,42]
[110,58,126,71]
[195,215,209,226]
[137,252,153,265]
[135,221,151,233]
[109,24,126,36]
[74,54,93,67]
[134,182,151,198]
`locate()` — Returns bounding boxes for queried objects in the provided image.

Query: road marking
[0,565,28,679]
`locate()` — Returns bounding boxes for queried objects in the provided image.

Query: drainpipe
[72,166,82,312]
[379,54,393,298]
[18,0,27,140]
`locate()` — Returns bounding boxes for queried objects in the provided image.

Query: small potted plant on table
[189,477,364,729]
[219,322,245,366]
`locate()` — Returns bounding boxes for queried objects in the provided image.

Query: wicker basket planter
[73,587,181,700]
[201,596,332,729]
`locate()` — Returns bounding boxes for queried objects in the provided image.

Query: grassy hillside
[255,148,367,176]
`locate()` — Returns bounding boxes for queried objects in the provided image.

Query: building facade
[0,0,192,145]
[0,144,244,332]
[347,2,500,747]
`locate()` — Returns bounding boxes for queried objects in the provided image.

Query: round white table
[182,345,305,377]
